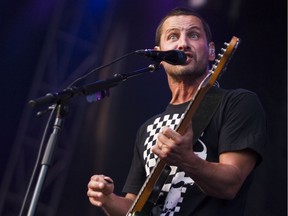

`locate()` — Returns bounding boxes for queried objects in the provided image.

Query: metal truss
[0,0,117,215]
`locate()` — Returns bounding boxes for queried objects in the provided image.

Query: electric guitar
[126,36,241,216]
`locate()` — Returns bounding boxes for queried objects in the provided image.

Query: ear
[208,42,215,61]
[153,46,164,66]
[154,46,160,51]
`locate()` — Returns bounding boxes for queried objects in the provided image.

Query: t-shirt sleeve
[218,89,266,162]
[122,126,147,195]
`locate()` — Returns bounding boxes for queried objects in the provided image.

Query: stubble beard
[165,61,208,83]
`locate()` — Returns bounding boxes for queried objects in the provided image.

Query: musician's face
[155,15,215,79]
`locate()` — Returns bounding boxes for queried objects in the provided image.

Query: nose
[178,35,190,51]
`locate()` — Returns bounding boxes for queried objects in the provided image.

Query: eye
[189,32,199,39]
[168,33,178,41]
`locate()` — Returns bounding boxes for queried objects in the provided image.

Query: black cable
[66,51,135,88]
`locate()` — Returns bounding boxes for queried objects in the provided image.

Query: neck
[169,72,209,105]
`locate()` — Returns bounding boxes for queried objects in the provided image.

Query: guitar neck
[175,74,212,135]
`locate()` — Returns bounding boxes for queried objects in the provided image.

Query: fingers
[103,176,114,184]
[87,190,105,207]
[89,175,114,194]
[90,175,113,185]
[157,126,179,149]
[152,124,194,161]
[88,175,106,190]
[152,127,175,156]
[161,126,178,142]
[87,175,114,207]
[159,124,193,147]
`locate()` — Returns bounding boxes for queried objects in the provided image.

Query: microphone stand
[27,103,66,216]
[29,63,159,107]
[25,63,159,215]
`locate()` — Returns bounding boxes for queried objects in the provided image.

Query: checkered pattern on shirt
[143,113,183,176]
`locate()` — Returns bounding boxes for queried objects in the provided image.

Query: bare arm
[181,149,257,199]
[151,124,258,200]
[87,175,136,216]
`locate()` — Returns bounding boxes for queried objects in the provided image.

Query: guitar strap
[191,86,225,144]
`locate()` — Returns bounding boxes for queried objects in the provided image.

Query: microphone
[135,49,187,65]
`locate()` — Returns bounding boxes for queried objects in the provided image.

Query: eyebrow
[165,26,202,34]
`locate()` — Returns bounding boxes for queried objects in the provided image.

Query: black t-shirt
[123,88,266,216]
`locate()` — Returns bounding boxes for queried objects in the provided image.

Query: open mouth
[184,52,194,63]
[185,52,193,58]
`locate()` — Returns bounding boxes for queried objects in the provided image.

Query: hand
[151,123,195,167]
[87,174,115,207]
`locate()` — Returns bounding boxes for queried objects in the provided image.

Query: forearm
[153,126,257,200]
[101,193,134,216]
[181,156,243,199]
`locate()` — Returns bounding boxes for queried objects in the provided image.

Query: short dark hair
[155,7,212,46]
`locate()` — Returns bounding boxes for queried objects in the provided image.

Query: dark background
[0,0,286,215]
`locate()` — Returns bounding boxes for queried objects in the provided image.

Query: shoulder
[214,88,266,133]
[220,88,264,112]
[216,88,267,162]
[221,88,258,99]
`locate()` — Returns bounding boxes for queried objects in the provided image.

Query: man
[87,7,266,215]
